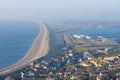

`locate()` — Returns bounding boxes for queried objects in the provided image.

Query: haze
[0,0,120,21]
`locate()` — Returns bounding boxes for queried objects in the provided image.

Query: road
[0,23,49,75]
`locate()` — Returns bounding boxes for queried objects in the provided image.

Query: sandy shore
[0,23,49,75]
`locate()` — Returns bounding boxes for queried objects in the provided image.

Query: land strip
[0,23,49,75]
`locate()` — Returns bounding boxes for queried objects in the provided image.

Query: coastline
[0,23,49,75]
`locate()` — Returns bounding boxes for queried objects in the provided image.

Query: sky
[0,0,120,22]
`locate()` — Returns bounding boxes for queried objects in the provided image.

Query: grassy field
[94,52,120,57]
[73,45,120,57]
[73,45,120,52]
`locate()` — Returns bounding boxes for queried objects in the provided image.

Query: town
[2,34,120,80]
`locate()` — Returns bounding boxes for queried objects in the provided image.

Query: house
[96,76,102,80]
[79,62,91,67]
[104,56,116,61]
[5,77,15,80]
[34,63,40,68]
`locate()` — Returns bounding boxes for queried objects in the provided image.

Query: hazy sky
[0,0,120,21]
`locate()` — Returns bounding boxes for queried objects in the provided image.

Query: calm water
[0,21,39,69]
[65,28,120,39]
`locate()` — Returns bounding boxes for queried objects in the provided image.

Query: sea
[0,22,120,69]
[65,27,120,39]
[0,21,39,69]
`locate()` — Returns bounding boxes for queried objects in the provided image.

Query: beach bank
[0,23,49,75]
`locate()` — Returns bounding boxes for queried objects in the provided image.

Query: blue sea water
[65,27,120,39]
[0,21,39,69]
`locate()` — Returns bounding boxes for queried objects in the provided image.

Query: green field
[73,45,120,57]
[73,45,120,52]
